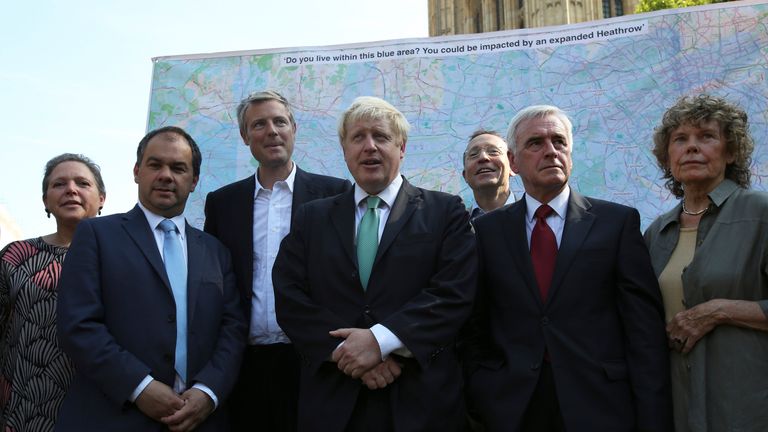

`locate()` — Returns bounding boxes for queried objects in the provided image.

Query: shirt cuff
[193,383,219,409]
[370,324,405,360]
[130,375,154,402]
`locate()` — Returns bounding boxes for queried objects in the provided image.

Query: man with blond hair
[274,96,476,431]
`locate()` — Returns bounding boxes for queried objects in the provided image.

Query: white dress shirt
[352,175,411,359]
[249,163,296,345]
[523,185,570,249]
[129,202,218,407]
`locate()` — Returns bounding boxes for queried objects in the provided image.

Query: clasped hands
[666,299,725,354]
[330,328,403,390]
[135,380,214,432]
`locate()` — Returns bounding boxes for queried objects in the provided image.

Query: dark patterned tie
[531,205,557,301]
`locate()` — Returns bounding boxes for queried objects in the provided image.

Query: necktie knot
[366,195,381,210]
[159,219,178,234]
[534,205,554,221]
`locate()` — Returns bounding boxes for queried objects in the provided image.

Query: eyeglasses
[465,146,505,161]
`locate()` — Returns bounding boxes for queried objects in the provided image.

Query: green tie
[357,196,381,290]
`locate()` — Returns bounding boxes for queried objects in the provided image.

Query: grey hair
[43,153,106,199]
[506,105,573,154]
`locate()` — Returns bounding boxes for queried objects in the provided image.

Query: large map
[148,1,768,229]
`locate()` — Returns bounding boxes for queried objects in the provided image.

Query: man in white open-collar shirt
[204,90,349,431]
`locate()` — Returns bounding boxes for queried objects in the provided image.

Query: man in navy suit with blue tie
[463,105,672,431]
[57,127,246,431]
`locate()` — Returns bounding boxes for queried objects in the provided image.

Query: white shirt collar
[524,185,570,222]
[137,201,186,238]
[254,161,297,195]
[354,174,403,208]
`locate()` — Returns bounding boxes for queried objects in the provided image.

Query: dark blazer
[56,206,247,431]
[203,167,350,314]
[273,178,477,432]
[464,191,672,432]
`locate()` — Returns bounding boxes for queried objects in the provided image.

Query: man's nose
[542,140,558,156]
[361,135,377,151]
[157,165,174,180]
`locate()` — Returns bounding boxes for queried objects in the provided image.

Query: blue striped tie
[159,219,187,382]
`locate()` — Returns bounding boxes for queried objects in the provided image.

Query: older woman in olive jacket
[644,94,768,432]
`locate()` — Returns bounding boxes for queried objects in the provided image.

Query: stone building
[429,0,639,35]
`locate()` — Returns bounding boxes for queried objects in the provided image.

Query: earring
[98,206,103,216]
[45,209,51,218]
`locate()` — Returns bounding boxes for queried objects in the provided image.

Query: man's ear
[508,150,521,174]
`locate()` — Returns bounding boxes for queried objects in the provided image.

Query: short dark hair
[43,153,106,199]
[652,94,753,198]
[136,126,202,177]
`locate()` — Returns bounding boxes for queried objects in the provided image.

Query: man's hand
[134,380,185,422]
[360,357,403,390]
[330,328,381,378]
[161,387,215,432]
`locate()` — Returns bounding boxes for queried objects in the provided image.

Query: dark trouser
[520,361,565,432]
[345,386,393,432]
[229,343,300,432]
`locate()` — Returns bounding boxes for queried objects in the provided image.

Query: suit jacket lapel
[234,176,255,274]
[122,205,171,291]
[330,189,357,266]
[376,179,419,264]
[185,224,204,325]
[504,202,543,306]
[548,191,594,301]
[291,167,312,226]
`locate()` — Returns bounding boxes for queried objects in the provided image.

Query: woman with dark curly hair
[644,94,768,431]
[0,153,106,431]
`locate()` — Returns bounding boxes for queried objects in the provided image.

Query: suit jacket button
[540,317,549,326]
[163,353,173,363]
[167,314,175,323]
[530,363,541,371]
